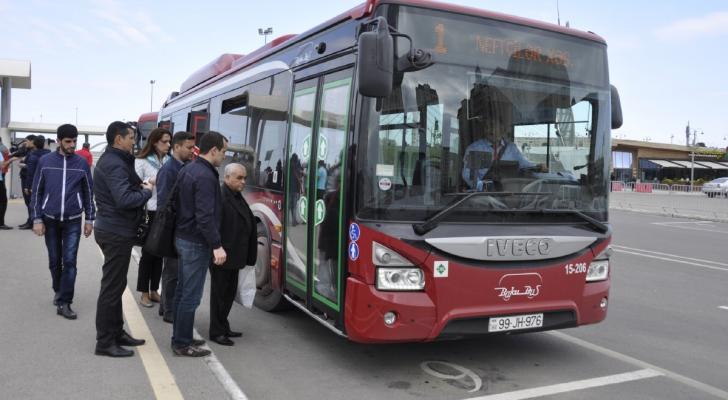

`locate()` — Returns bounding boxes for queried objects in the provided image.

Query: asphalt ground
[1,201,727,400]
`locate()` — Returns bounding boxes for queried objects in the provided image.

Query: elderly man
[209,163,257,346]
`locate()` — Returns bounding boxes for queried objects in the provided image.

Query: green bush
[694,178,705,186]
[662,178,673,186]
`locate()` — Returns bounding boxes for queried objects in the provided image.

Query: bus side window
[247,72,292,191]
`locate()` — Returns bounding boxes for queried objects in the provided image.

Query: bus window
[247,73,292,191]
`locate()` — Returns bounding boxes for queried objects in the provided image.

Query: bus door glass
[285,69,353,313]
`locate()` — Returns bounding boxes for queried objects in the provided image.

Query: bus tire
[253,222,288,312]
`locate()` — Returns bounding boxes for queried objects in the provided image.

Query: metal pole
[1,77,11,128]
[150,80,155,112]
[690,148,695,192]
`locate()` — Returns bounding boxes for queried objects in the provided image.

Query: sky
[1,0,727,148]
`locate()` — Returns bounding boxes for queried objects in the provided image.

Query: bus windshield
[357,5,612,223]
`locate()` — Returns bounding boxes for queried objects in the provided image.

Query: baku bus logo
[494,273,543,301]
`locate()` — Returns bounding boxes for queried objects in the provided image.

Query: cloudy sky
[1,0,727,148]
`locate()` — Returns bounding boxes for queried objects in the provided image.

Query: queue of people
[1,122,257,359]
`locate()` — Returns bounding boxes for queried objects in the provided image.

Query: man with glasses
[30,124,95,319]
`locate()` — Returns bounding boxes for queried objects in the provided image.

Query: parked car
[701,177,728,197]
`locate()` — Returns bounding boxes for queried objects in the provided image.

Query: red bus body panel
[345,224,609,343]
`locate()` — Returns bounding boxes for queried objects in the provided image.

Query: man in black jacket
[93,121,153,358]
[172,131,228,357]
[209,163,257,346]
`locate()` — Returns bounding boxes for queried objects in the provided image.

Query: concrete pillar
[0,77,11,147]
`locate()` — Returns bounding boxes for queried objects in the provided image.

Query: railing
[611,181,705,194]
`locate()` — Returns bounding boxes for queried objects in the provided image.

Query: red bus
[136,111,159,148]
[158,0,622,343]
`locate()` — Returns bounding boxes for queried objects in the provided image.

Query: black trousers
[95,229,135,347]
[159,257,178,320]
[21,183,31,224]
[137,211,163,292]
[209,268,240,338]
[0,179,7,226]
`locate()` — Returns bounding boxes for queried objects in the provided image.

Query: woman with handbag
[134,128,171,307]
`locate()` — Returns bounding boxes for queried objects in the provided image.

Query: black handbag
[134,208,150,247]
[143,182,178,258]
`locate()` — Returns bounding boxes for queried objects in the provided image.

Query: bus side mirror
[357,17,393,98]
[611,85,623,130]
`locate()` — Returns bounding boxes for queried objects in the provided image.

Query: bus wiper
[539,208,609,233]
[412,192,547,235]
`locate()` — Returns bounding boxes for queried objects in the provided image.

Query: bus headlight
[373,242,414,266]
[376,268,425,291]
[586,260,609,282]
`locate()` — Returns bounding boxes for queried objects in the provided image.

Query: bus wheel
[253,222,288,312]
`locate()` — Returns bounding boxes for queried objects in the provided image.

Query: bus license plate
[488,313,543,332]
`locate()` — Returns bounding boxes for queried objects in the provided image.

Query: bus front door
[284,69,353,318]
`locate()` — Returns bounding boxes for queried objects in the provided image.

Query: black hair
[33,135,46,149]
[106,121,132,145]
[57,124,79,140]
[198,131,227,154]
[172,131,194,147]
[25,134,36,141]
[82,142,90,149]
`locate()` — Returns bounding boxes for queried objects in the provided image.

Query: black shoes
[17,223,32,230]
[226,330,243,338]
[191,338,206,347]
[212,335,234,346]
[173,345,210,357]
[116,331,145,346]
[0,224,12,230]
[57,304,77,320]
[95,344,134,358]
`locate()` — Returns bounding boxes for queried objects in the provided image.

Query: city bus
[157,0,623,343]
[136,111,159,148]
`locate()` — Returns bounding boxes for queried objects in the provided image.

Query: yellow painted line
[96,246,183,400]
[122,287,184,400]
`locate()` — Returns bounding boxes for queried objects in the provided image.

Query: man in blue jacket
[30,125,94,319]
[93,121,153,358]
[172,131,228,357]
[25,135,50,225]
[155,131,195,323]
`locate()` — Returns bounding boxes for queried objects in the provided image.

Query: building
[611,139,728,182]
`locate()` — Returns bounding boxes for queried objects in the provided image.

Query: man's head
[25,134,37,149]
[224,163,247,193]
[32,135,46,150]
[171,131,195,162]
[106,121,135,153]
[56,124,79,155]
[198,131,228,167]
[82,142,90,150]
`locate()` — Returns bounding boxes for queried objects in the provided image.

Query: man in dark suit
[210,163,257,346]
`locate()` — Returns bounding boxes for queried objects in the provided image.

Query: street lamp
[150,80,155,112]
[258,27,273,44]
[689,129,703,192]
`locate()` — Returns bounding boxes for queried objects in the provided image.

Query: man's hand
[23,188,30,196]
[213,247,227,266]
[84,223,93,238]
[141,181,154,191]
[32,222,45,236]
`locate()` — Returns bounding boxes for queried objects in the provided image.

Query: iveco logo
[486,238,552,258]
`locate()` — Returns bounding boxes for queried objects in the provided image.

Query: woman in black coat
[209,163,257,346]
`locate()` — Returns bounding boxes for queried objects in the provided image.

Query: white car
[701,177,728,198]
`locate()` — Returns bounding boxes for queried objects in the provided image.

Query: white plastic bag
[235,266,257,309]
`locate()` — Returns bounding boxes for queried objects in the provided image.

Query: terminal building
[611,139,728,182]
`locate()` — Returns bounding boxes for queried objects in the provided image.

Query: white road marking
[719,306,728,311]
[652,221,714,225]
[612,245,728,267]
[650,222,728,234]
[548,331,728,399]
[611,246,728,273]
[130,249,249,400]
[465,369,662,400]
[98,248,183,400]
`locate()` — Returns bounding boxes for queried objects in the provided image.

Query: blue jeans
[43,218,82,305]
[172,237,211,348]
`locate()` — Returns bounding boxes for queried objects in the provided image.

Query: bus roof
[137,111,158,123]
[167,0,605,107]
